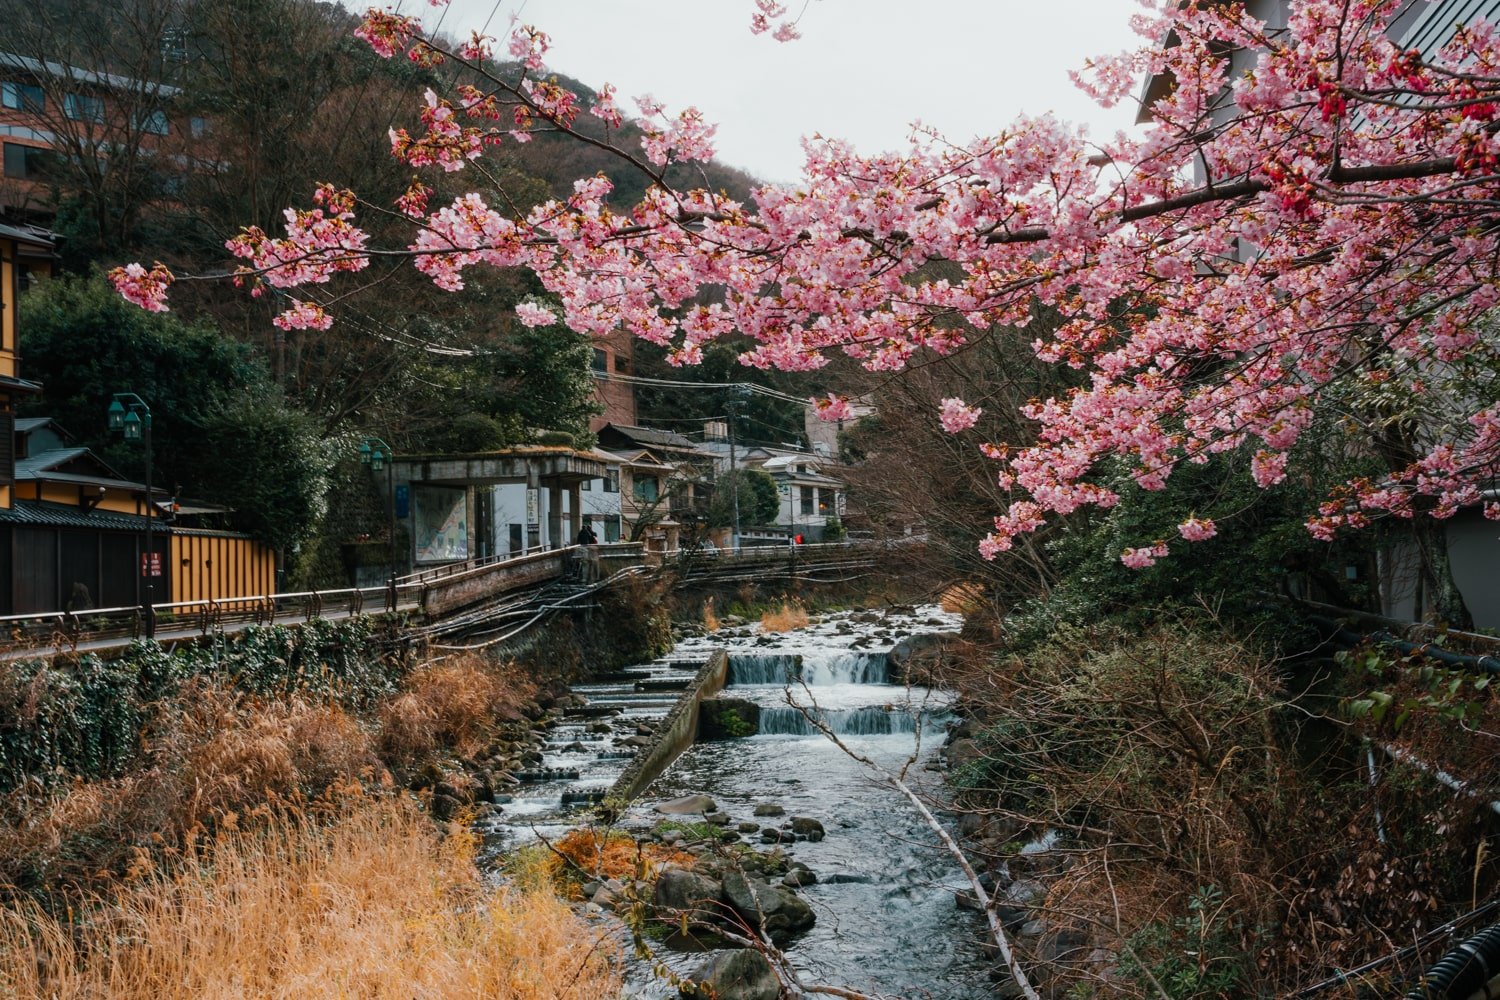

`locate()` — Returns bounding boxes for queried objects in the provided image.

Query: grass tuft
[0,793,620,998]
[760,599,810,633]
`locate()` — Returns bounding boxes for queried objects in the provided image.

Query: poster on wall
[413,486,469,563]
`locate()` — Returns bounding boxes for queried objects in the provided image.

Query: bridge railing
[0,582,429,657]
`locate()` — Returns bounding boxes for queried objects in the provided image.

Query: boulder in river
[657,869,726,917]
[788,816,825,841]
[680,948,778,1000]
[656,794,717,815]
[721,871,815,943]
[752,803,784,817]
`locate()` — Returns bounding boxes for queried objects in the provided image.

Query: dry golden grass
[760,599,809,633]
[0,792,621,999]
[702,598,721,633]
[546,827,696,887]
[0,688,380,893]
[939,581,986,615]
[379,652,533,765]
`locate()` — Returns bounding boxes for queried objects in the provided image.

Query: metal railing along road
[0,582,425,657]
[0,543,652,658]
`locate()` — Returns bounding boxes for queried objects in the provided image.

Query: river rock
[656,794,717,815]
[721,872,815,943]
[737,821,760,834]
[788,817,825,841]
[704,811,732,826]
[680,948,778,1000]
[752,804,784,817]
[782,864,817,888]
[430,793,463,821]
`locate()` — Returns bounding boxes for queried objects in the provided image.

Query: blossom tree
[114,0,1500,621]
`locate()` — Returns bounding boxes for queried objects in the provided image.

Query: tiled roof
[0,500,151,531]
[602,424,701,450]
[16,447,91,476]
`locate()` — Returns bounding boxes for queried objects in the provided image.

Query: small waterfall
[757,704,940,736]
[800,651,889,685]
[730,651,889,686]
[729,653,802,685]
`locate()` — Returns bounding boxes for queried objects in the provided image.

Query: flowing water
[477,605,992,998]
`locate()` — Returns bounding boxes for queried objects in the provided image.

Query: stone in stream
[788,816,825,841]
[751,803,784,817]
[703,811,731,826]
[655,869,723,913]
[736,821,760,834]
[655,794,717,815]
[720,871,815,943]
[781,863,817,888]
[680,949,779,1000]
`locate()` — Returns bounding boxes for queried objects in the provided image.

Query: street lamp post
[358,437,397,608]
[725,391,750,553]
[107,393,156,638]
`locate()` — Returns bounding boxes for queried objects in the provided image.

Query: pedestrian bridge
[0,541,884,659]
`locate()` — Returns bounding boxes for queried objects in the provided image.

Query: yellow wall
[1,235,15,379]
[170,533,277,607]
[17,481,151,514]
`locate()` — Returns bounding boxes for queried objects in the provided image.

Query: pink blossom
[272,299,332,331]
[108,262,173,312]
[1177,517,1218,542]
[1120,542,1169,569]
[515,302,556,327]
[938,397,982,433]
[812,394,854,422]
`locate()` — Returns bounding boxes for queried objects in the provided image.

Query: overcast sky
[369,0,1146,184]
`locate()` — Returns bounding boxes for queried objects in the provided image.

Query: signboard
[140,552,162,577]
[412,486,468,563]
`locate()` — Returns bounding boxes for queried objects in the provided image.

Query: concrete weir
[601,649,728,813]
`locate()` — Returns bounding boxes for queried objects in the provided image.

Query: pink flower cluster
[115,1,1500,569]
[938,397,982,434]
[108,262,173,313]
[1120,543,1169,569]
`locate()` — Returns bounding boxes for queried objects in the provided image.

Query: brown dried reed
[0,792,620,998]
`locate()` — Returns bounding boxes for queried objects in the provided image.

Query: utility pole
[107,393,156,638]
[725,399,743,553]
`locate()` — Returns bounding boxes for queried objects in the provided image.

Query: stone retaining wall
[602,649,728,812]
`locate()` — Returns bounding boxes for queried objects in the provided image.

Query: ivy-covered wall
[0,619,406,791]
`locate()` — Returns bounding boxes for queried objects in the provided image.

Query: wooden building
[0,225,276,616]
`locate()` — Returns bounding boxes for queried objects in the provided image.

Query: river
[481,604,993,998]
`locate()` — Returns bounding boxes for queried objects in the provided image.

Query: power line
[592,370,811,405]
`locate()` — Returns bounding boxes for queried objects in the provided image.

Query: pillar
[568,482,582,545]
[547,481,562,550]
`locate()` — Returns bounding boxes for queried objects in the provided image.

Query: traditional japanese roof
[0,499,152,531]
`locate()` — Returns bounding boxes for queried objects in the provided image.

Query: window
[2,142,48,179]
[799,485,814,516]
[190,116,209,138]
[591,348,608,374]
[633,476,659,502]
[817,490,829,515]
[63,93,104,123]
[603,516,621,543]
[603,470,619,493]
[1,82,44,114]
[581,478,592,492]
[134,109,169,136]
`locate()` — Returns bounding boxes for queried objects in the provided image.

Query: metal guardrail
[0,582,425,657]
[0,540,885,658]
